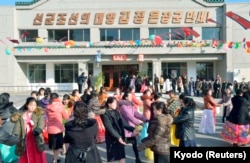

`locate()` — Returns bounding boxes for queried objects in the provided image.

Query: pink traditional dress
[19,112,47,163]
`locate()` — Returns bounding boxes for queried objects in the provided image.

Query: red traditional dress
[19,112,47,163]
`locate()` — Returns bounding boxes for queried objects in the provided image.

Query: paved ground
[7,92,240,163]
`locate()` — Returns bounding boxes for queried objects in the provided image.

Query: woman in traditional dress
[11,97,47,163]
[221,89,250,146]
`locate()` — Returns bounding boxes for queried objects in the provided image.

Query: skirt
[48,132,64,150]
[221,121,250,144]
[198,109,216,134]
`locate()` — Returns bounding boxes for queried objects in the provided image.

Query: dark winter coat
[0,99,19,146]
[173,106,196,141]
[227,95,250,125]
[63,119,102,163]
[10,107,45,156]
[101,108,134,160]
[137,114,173,154]
[78,74,86,85]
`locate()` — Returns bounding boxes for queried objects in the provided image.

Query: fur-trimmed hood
[11,107,44,123]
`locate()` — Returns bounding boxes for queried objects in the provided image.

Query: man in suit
[77,72,87,94]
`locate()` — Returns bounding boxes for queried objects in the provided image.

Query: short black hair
[179,93,186,100]
[236,89,243,95]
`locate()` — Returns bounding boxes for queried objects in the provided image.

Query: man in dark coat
[77,72,87,94]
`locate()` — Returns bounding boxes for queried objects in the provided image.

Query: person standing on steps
[153,74,160,93]
[77,72,87,94]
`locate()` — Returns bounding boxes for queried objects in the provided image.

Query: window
[149,28,193,40]
[55,64,78,83]
[161,62,187,80]
[147,63,153,81]
[100,28,140,41]
[69,29,90,41]
[48,29,90,42]
[19,30,38,42]
[88,63,93,76]
[48,29,67,42]
[202,27,220,40]
[120,28,140,41]
[196,62,214,80]
[100,29,118,41]
[28,64,46,83]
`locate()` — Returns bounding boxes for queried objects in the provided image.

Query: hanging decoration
[36,37,44,44]
[149,35,155,41]
[5,48,11,55]
[154,35,162,45]
[246,41,250,54]
[68,40,75,47]
[0,36,247,55]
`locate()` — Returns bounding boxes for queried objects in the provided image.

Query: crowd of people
[0,72,250,163]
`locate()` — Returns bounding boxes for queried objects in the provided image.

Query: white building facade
[0,0,249,92]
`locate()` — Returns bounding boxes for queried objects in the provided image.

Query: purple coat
[119,100,147,137]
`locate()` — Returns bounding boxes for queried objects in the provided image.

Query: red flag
[182,28,191,37]
[6,37,19,44]
[20,31,30,39]
[181,27,200,38]
[9,39,19,44]
[226,11,250,29]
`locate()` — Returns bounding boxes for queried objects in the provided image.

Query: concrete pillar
[46,63,55,83]
[91,28,100,42]
[152,61,161,77]
[78,62,88,75]
[187,61,196,80]
[140,27,149,39]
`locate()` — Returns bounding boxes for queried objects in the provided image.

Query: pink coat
[119,100,147,138]
[46,99,69,134]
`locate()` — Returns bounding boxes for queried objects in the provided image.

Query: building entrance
[102,65,139,91]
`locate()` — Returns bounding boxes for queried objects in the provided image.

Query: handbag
[95,116,105,144]
[170,124,180,146]
[42,128,48,144]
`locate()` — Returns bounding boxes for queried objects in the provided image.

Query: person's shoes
[135,158,143,163]
[233,143,239,147]
[52,159,61,163]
